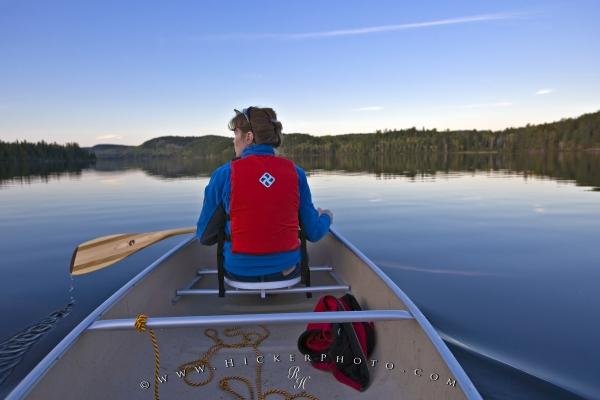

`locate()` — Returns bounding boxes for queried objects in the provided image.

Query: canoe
[7,228,482,399]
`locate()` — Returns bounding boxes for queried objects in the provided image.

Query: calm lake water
[1,154,599,399]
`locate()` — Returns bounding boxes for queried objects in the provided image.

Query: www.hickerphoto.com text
[140,353,459,388]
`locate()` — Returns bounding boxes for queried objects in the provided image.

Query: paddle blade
[70,227,196,276]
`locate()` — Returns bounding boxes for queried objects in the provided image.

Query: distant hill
[88,110,600,159]
[86,144,134,158]
[89,135,233,159]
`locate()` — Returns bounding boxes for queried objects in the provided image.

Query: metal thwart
[172,265,349,302]
[87,310,413,331]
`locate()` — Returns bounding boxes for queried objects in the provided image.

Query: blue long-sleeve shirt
[196,144,331,276]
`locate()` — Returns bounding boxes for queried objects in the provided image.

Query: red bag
[297,293,375,391]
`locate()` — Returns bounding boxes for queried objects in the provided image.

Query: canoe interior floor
[78,323,403,400]
[85,271,405,398]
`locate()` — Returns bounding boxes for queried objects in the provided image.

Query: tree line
[0,140,96,164]
[280,110,600,158]
[3,110,599,165]
[92,110,600,161]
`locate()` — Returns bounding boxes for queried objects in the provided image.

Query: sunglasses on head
[228,107,254,131]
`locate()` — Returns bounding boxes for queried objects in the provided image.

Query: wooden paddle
[70,227,196,276]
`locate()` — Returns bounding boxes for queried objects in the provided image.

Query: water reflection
[2,152,600,190]
[0,161,88,183]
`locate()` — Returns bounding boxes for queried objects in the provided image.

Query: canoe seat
[223,274,302,298]
[173,265,350,301]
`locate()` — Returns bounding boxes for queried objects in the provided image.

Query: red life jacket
[229,155,300,255]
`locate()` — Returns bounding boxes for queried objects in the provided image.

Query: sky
[1,0,599,146]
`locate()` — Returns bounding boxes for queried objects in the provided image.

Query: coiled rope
[178,325,319,400]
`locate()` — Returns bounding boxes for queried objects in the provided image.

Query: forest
[0,140,96,164]
[281,110,600,158]
[88,110,600,160]
[2,110,599,164]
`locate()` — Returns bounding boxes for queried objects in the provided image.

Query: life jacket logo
[259,172,276,188]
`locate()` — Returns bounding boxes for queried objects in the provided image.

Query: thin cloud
[462,102,513,109]
[199,12,524,40]
[535,88,554,95]
[95,134,123,140]
[354,106,383,112]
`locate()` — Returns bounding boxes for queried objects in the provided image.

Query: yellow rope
[133,315,317,399]
[178,326,319,400]
[135,314,161,400]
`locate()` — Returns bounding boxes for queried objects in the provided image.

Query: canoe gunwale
[329,227,482,400]
[5,236,194,400]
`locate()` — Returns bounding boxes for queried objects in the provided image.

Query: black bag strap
[299,219,311,298]
[217,225,225,297]
[223,213,231,241]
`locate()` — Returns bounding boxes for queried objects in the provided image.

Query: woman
[196,106,333,281]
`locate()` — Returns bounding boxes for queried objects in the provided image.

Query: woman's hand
[318,207,333,223]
